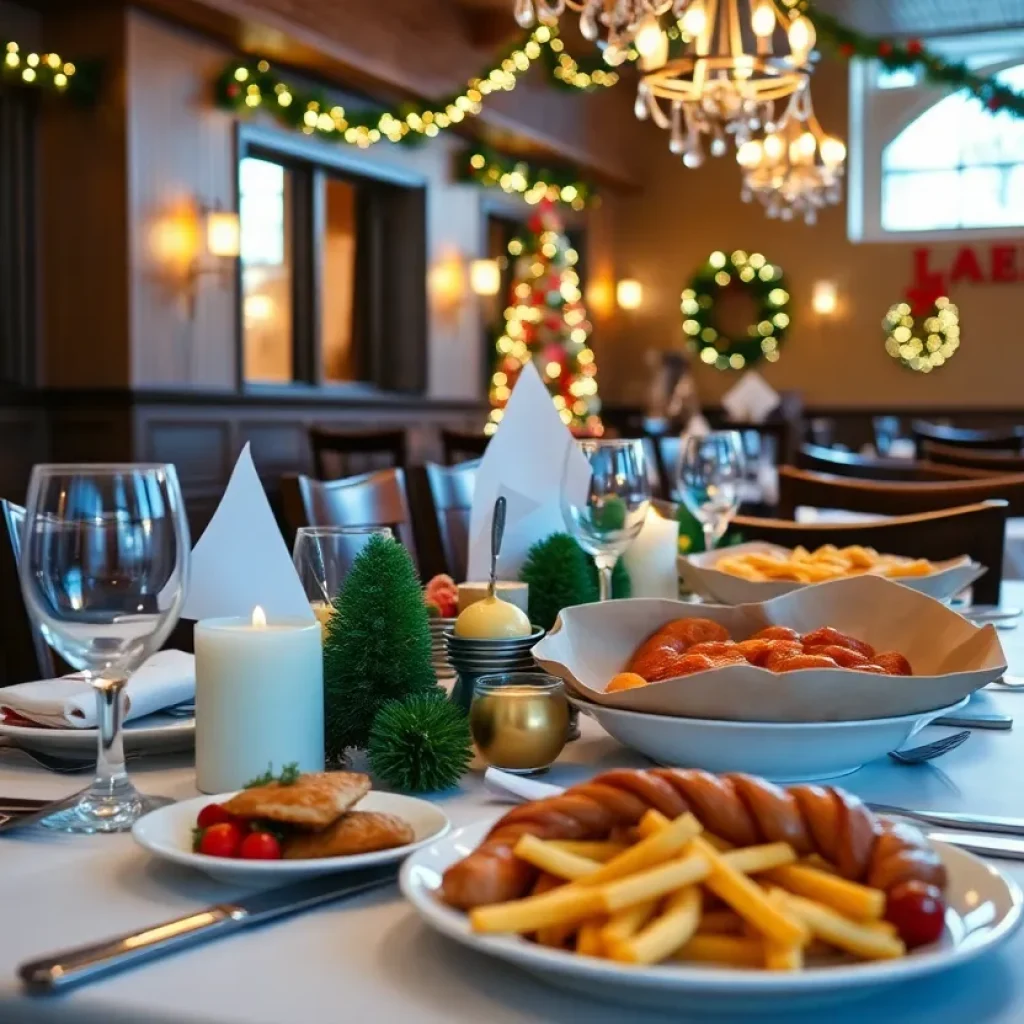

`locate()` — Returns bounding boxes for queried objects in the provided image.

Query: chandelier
[635,0,816,166]
[737,78,846,222]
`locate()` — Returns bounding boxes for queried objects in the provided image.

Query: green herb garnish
[243,761,301,789]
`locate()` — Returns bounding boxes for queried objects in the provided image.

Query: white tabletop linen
[3,601,1024,1022]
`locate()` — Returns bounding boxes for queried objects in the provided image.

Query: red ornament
[906,39,923,55]
[878,41,893,57]
[528,214,544,234]
[227,83,241,98]
[838,42,855,58]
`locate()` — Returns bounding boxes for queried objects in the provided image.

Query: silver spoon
[489,495,507,599]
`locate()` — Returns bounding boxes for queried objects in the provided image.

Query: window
[238,135,427,392]
[848,34,1024,242]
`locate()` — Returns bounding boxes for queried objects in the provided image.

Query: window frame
[848,36,1024,244]
[235,122,428,396]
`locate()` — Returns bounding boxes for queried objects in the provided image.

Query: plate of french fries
[678,542,985,606]
[402,814,1022,1013]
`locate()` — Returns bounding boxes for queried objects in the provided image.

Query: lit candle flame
[252,605,267,628]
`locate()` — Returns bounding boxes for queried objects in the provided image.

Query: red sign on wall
[908,244,1022,314]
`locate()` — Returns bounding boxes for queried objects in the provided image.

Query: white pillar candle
[622,507,681,600]
[195,607,324,793]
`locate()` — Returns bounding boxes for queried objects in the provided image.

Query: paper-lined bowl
[531,576,1006,723]
[678,542,986,606]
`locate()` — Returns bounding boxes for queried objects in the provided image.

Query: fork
[887,730,970,764]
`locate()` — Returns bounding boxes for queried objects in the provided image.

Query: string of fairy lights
[2,41,83,95]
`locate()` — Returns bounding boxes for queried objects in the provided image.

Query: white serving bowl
[569,694,970,782]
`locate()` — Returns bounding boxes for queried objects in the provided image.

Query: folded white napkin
[0,650,195,729]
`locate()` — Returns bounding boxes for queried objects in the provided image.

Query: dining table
[2,590,1024,1024]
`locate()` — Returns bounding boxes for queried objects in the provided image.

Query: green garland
[681,250,790,371]
[1,40,101,103]
[799,0,1024,118]
[460,146,596,210]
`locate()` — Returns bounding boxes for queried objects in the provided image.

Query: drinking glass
[292,526,393,632]
[560,439,651,602]
[18,464,190,833]
[677,431,746,553]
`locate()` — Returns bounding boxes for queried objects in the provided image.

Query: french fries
[464,809,917,974]
[715,544,939,584]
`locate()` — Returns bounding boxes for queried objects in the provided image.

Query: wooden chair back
[0,500,56,685]
[280,469,418,570]
[308,428,408,480]
[778,466,1024,519]
[920,441,1024,474]
[796,443,981,482]
[441,429,489,466]
[423,461,477,581]
[912,420,1023,453]
[732,500,1008,604]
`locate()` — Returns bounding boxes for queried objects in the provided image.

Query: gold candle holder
[470,673,569,775]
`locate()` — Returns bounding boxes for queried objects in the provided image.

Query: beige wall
[604,59,1024,410]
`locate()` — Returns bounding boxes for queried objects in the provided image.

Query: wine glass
[560,439,650,601]
[292,526,393,632]
[18,464,190,833]
[677,431,746,554]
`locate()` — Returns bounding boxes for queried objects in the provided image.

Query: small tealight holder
[469,673,569,775]
[445,626,545,714]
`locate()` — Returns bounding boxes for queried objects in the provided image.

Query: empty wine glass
[560,439,650,602]
[18,464,190,833]
[292,526,393,633]
[677,431,746,553]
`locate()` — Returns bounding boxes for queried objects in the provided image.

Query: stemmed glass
[560,439,651,602]
[292,525,393,631]
[677,431,746,554]
[18,464,190,833]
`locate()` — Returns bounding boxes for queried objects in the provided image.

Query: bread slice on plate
[223,772,371,829]
[282,810,414,859]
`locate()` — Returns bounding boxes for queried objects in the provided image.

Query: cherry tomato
[196,803,241,830]
[885,881,946,948]
[239,831,282,860]
[198,821,245,858]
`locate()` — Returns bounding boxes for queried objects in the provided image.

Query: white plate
[569,695,970,782]
[401,820,1023,1014]
[0,712,194,755]
[133,790,450,886]
[679,542,986,606]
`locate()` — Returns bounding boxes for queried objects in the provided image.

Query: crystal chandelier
[635,0,816,166]
[736,79,846,222]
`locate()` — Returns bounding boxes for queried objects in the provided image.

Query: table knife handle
[19,905,244,992]
[930,713,1013,731]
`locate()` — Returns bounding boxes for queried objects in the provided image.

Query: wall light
[206,209,241,259]
[812,280,838,316]
[616,279,644,310]
[428,251,467,316]
[469,258,501,297]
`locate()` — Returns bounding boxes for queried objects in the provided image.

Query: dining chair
[911,421,1024,454]
[440,429,489,466]
[423,461,478,582]
[307,427,408,480]
[920,441,1024,474]
[795,443,984,483]
[777,466,1024,519]
[280,468,419,570]
[731,500,1008,604]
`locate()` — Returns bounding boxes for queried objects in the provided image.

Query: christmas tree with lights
[486,203,603,436]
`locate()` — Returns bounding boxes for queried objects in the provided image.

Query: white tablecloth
[3,602,1024,1023]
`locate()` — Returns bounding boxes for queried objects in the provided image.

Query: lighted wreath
[681,250,790,371]
[883,297,960,373]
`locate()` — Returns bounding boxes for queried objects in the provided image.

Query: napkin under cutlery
[0,650,195,729]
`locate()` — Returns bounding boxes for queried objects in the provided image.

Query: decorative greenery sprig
[244,762,301,788]
[1,40,101,103]
[368,691,472,794]
[459,146,596,210]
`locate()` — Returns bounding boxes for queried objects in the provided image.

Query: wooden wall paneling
[0,406,47,504]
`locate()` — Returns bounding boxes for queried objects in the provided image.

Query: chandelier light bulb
[680,1,707,38]
[820,136,847,167]
[797,130,817,157]
[763,132,784,162]
[635,16,664,57]
[787,16,815,59]
[736,139,764,168]
[750,0,776,38]
[513,0,536,28]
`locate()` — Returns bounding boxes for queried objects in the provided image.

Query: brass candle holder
[470,673,569,775]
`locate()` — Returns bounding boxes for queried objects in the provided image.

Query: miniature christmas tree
[486,201,603,437]
[519,532,630,631]
[323,535,436,758]
[368,691,472,793]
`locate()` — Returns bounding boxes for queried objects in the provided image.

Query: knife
[930,713,1013,731]
[929,832,1024,862]
[19,863,398,993]
[0,791,85,834]
[870,803,1024,837]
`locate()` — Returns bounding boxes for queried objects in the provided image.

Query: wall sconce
[206,209,241,259]
[469,258,501,297]
[616,279,644,310]
[812,280,838,316]
[428,251,467,317]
